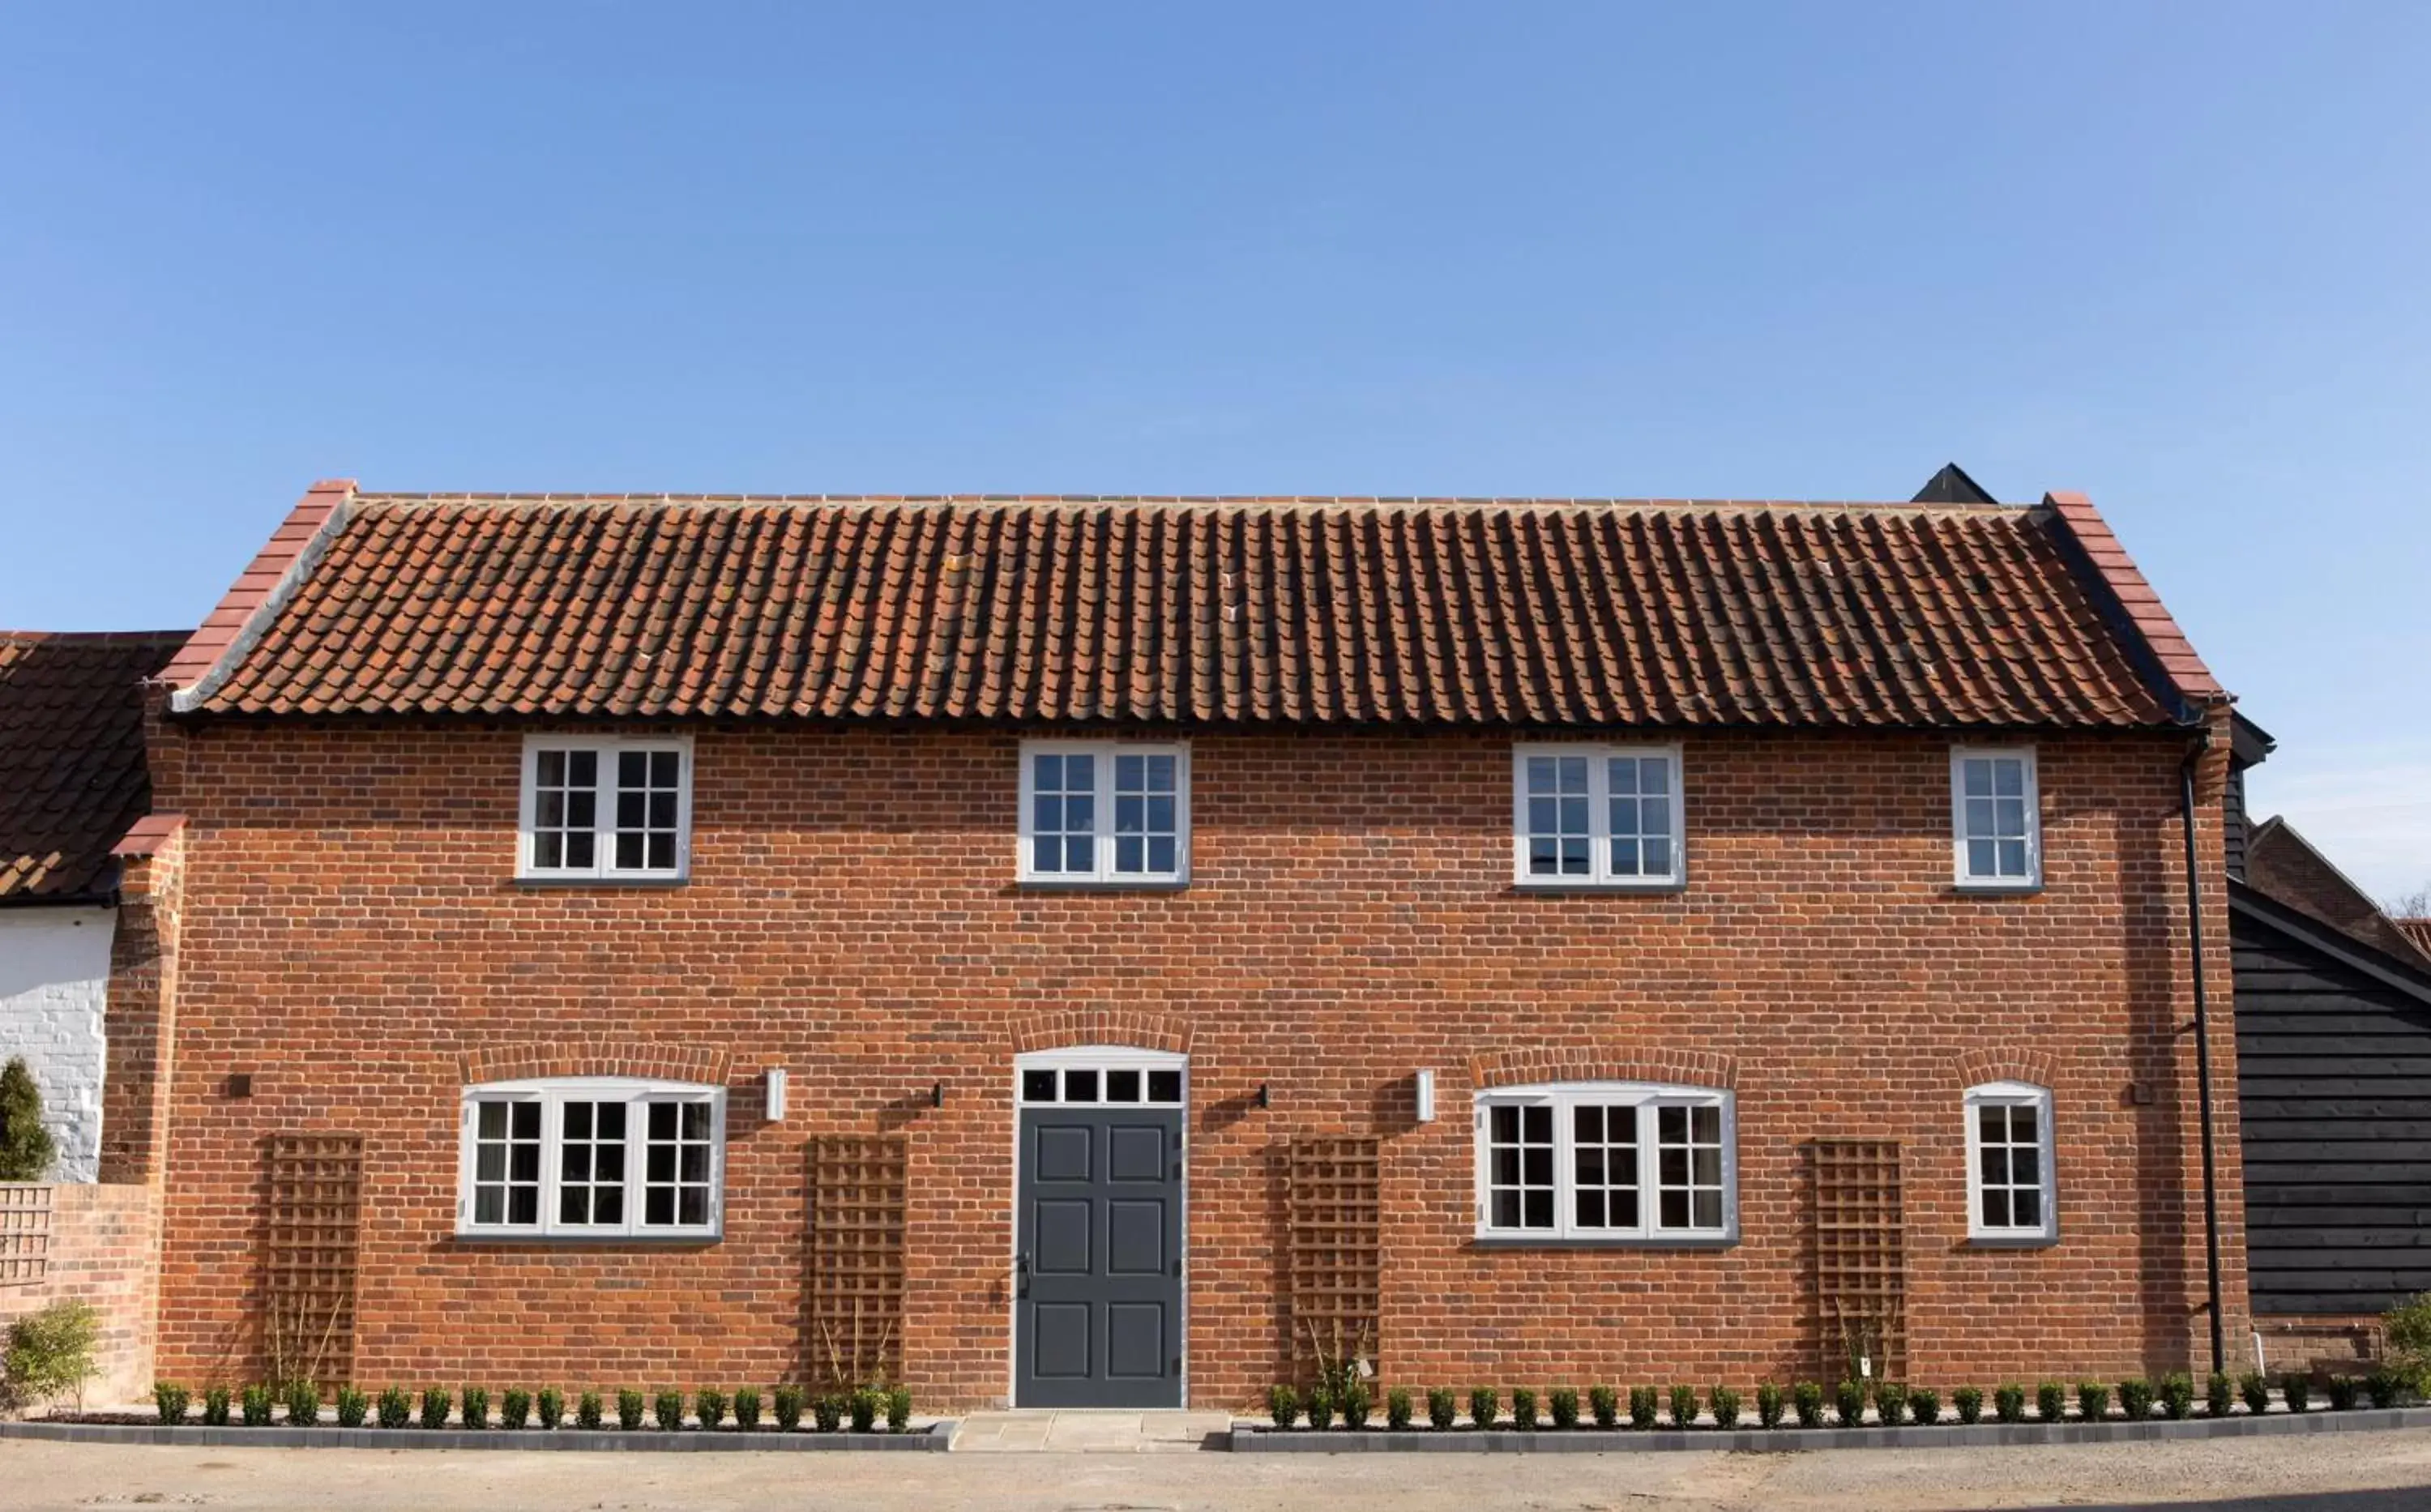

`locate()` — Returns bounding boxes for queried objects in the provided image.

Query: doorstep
[951,1410,1233,1453]
[0,1420,955,1451]
[1229,1404,2431,1451]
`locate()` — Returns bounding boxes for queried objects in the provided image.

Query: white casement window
[457,1078,725,1239]
[1473,1083,1735,1241]
[1512,745,1685,887]
[1950,747,2040,889]
[1966,1081,2057,1242]
[1017,741,1190,885]
[518,735,693,881]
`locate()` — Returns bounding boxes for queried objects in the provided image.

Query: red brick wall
[1,1183,162,1407]
[148,721,2246,1405]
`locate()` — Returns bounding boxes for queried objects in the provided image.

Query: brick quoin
[146,719,2247,1407]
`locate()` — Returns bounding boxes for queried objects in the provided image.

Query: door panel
[1016,1107,1184,1407]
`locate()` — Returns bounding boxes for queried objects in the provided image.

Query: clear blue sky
[4,4,2426,895]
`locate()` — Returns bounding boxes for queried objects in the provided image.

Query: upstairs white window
[1966,1082,2057,1242]
[1512,745,1685,887]
[1474,1083,1735,1242]
[1951,747,2039,889]
[519,735,692,881]
[1018,741,1190,884]
[458,1078,724,1239]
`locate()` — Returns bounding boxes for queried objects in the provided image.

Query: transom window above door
[1511,745,1685,887]
[518,735,693,882]
[1018,741,1190,885]
[1015,1047,1187,1106]
[1473,1082,1735,1243]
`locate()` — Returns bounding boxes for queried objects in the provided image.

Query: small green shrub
[577,1391,604,1430]
[0,1057,58,1181]
[1469,1386,1497,1429]
[616,1390,645,1430]
[811,1394,843,1432]
[1710,1385,1741,1429]
[242,1385,274,1427]
[2239,1372,2271,1415]
[1340,1382,1372,1429]
[2385,1292,2431,1398]
[1305,1387,1335,1431]
[203,1386,232,1426]
[2036,1381,2066,1421]
[1880,1379,1912,1425]
[374,1386,408,1429]
[5,1300,100,1413]
[1994,1383,2026,1424]
[1427,1386,1458,1430]
[536,1387,563,1429]
[2368,1369,2403,1409]
[2207,1373,2233,1418]
[1833,1380,1866,1426]
[153,1383,190,1425]
[695,1388,729,1429]
[2076,1381,2111,1421]
[772,1385,803,1430]
[2326,1375,2359,1412]
[501,1389,532,1429]
[1756,1382,1784,1429]
[1629,1385,1659,1430]
[1386,1386,1412,1430]
[2283,1372,2311,1412]
[1668,1383,1698,1428]
[417,1386,450,1430]
[733,1387,762,1429]
[2160,1373,2194,1420]
[1905,1386,1939,1425]
[848,1386,879,1433]
[1549,1386,1579,1430]
[653,1390,685,1430]
[283,1380,318,1426]
[459,1386,489,1429]
[1590,1384,1620,1429]
[887,1387,913,1433]
[1953,1386,1983,1425]
[335,1387,368,1429]
[1792,1381,1825,1428]
[2118,1377,2153,1420]
[1510,1386,1539,1429]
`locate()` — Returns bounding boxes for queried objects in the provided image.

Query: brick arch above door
[456,1040,733,1087]
[1468,1045,1737,1091]
[1006,1010,1191,1056]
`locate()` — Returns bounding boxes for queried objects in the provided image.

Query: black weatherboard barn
[2228,714,2431,1337]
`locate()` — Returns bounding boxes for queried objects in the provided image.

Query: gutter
[2180,729,2227,1378]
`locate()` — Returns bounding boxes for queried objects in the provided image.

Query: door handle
[1015,1251,1031,1299]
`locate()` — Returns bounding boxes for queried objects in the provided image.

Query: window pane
[1612,1189,1640,1228]
[1997,839,2027,877]
[1993,759,2023,797]
[596,1186,623,1224]
[680,1145,707,1182]
[1107,1070,1142,1102]
[1574,1106,1602,1143]
[1692,1147,1720,1185]
[1693,1190,1721,1229]
[646,1188,673,1226]
[1577,1191,1605,1228]
[475,1188,502,1225]
[1492,1147,1519,1185]
[563,1145,591,1181]
[1064,1069,1100,1103]
[564,831,595,869]
[1491,1105,1518,1143]
[647,1145,674,1182]
[619,750,647,787]
[2010,1106,2036,1143]
[1577,1147,1604,1185]
[1611,838,1639,875]
[566,1104,592,1139]
[1691,1106,1719,1143]
[1657,1106,1685,1143]
[1643,837,1673,875]
[478,1103,506,1138]
[1980,1106,2006,1142]
[679,1189,707,1226]
[1660,1190,1688,1228]
[1493,1190,1519,1228]
[681,1104,708,1139]
[560,1187,587,1224]
[1660,1147,1687,1185]
[508,1187,538,1225]
[1147,837,1176,873]
[1981,1189,2010,1228]
[1116,835,1143,873]
[1980,1148,2008,1185]
[1032,835,1061,873]
[1526,757,1557,793]
[1965,797,1996,836]
[1023,1069,1058,1103]
[1523,1147,1552,1185]
[1522,1190,1553,1228]
[1967,838,1997,877]
[538,750,565,786]
[535,832,565,869]
[1146,1069,1182,1103]
[476,1145,505,1182]
[1116,754,1143,790]
[509,1144,540,1182]
[1963,758,1992,797]
[1523,1106,1551,1142]
[2012,1148,2039,1185]
[1063,836,1093,873]
[2013,1189,2040,1227]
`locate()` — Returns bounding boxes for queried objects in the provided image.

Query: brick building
[127,479,2245,1408]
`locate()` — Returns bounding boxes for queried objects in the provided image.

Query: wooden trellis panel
[809,1134,906,1388]
[1286,1137,1381,1384]
[263,1135,361,1385]
[0,1185,52,1286]
[1811,1139,1905,1382]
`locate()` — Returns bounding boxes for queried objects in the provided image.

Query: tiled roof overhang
[0,630,185,901]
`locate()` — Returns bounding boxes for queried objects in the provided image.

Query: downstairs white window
[458,1078,725,1239]
[1966,1081,2057,1242]
[1474,1082,1736,1242]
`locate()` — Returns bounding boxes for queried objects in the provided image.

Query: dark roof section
[1911,463,1997,506]
[166,485,2219,730]
[2231,710,2277,769]
[2230,881,2431,1011]
[2245,816,2431,972]
[0,631,183,902]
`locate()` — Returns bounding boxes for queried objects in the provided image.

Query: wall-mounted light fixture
[1254,1083,1271,1109]
[1414,1069,1436,1123]
[930,1081,945,1109]
[763,1067,788,1121]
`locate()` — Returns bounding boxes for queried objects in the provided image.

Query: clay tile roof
[168,488,2219,729]
[0,630,184,901]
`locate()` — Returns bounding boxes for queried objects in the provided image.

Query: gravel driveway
[6,1429,2431,1510]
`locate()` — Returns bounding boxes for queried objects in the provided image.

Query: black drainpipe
[2180,734,2227,1377]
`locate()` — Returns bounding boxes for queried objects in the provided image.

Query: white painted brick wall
[0,907,115,1182]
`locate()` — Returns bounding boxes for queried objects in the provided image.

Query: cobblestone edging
[0,1420,955,1452]
[1230,1405,2431,1452]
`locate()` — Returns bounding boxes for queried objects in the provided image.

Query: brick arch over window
[1007,1010,1191,1056]
[458,1040,733,1087]
[1952,1049,2058,1091]
[1468,1046,1736,1091]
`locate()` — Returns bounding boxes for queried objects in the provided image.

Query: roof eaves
[164,480,357,713]
[2035,489,2224,724]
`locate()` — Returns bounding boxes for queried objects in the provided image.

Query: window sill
[1951,881,2042,898]
[1965,1232,2058,1249]
[512,874,691,889]
[1471,1232,1737,1250]
[1509,879,1686,896]
[451,1230,723,1247]
[1015,878,1191,893]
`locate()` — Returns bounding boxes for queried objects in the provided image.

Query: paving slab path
[951,1409,1233,1451]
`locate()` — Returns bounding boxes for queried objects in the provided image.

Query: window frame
[1510,743,1688,890]
[455,1076,726,1241]
[1949,745,2041,891]
[1472,1081,1737,1245]
[1963,1080,2057,1245]
[1015,740,1192,886]
[516,733,695,883]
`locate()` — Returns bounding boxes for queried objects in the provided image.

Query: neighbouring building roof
[162,481,2223,729]
[2399,918,2431,956]
[0,630,186,903]
[2244,817,2431,972]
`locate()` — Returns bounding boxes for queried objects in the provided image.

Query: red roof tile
[171,490,2215,729]
[0,631,185,901]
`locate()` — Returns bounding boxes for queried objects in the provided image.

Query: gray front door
[1015,1106,1184,1407]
